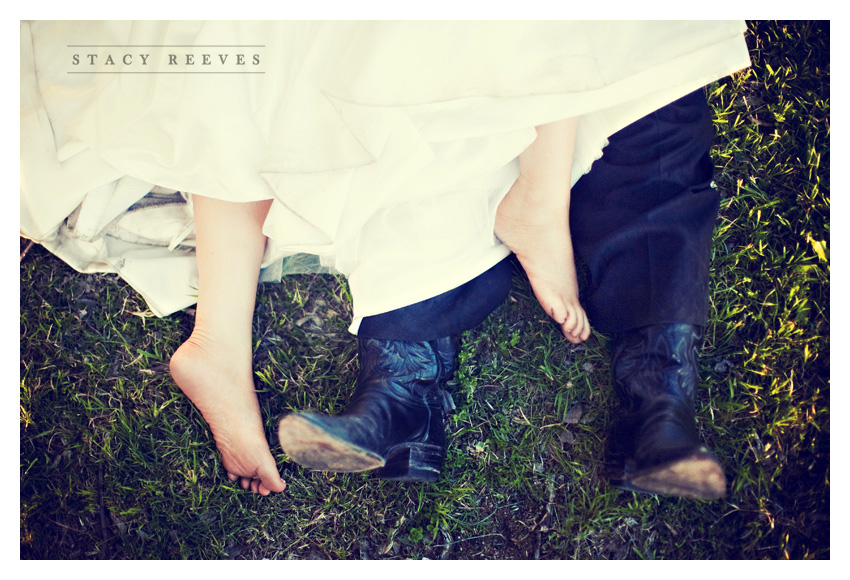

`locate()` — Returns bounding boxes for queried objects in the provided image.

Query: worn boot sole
[627,451,727,500]
[278,414,385,473]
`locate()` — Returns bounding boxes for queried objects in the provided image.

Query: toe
[561,307,590,343]
[559,307,579,339]
[257,461,287,494]
[580,320,591,341]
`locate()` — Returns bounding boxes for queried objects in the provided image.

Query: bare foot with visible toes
[495,175,591,344]
[169,334,286,495]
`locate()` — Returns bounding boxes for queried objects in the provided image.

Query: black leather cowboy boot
[607,324,726,499]
[277,336,457,482]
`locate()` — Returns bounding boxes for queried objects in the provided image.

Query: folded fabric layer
[20,21,751,320]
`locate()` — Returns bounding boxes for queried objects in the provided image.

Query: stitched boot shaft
[278,336,458,481]
[610,323,702,471]
[607,324,725,499]
[325,336,457,454]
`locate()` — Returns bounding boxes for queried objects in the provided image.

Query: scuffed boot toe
[628,447,726,500]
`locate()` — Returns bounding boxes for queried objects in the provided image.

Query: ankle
[184,326,253,360]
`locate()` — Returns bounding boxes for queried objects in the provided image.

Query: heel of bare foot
[170,336,286,495]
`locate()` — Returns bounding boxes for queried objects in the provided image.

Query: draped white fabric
[20,21,750,323]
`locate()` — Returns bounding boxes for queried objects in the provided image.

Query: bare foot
[169,333,286,495]
[495,175,591,344]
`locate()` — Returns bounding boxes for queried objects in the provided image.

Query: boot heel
[374,442,444,482]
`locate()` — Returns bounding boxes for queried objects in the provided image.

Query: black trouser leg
[357,257,514,341]
[569,90,719,334]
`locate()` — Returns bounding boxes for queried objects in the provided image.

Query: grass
[19,20,829,559]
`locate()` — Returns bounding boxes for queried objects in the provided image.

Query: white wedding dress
[20,21,750,328]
